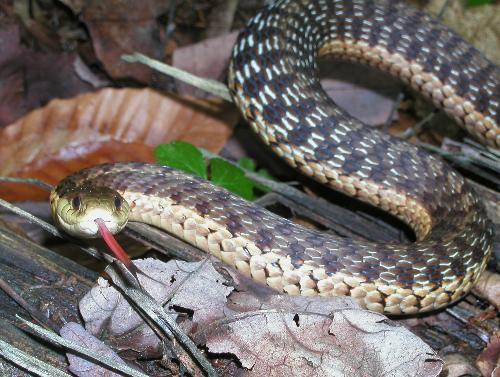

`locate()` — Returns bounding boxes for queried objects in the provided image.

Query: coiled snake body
[51,0,498,315]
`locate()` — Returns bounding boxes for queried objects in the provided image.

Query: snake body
[51,0,498,315]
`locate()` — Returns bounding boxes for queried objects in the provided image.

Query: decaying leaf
[472,270,500,311]
[74,258,441,376]
[476,332,500,377]
[0,88,237,201]
[441,353,481,377]
[79,259,232,357]
[319,61,401,127]
[81,0,171,84]
[195,309,442,377]
[60,322,129,377]
[0,24,94,128]
[173,31,239,97]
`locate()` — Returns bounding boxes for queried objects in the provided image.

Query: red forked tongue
[95,218,132,268]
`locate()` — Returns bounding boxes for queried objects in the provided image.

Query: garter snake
[51,0,498,315]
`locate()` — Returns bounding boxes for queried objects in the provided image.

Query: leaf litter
[64,258,443,376]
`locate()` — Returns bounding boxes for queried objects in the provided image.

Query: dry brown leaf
[476,332,500,377]
[472,270,500,311]
[173,31,239,97]
[195,309,442,377]
[0,87,237,201]
[75,258,441,376]
[442,353,481,377]
[0,24,94,128]
[319,61,402,127]
[60,322,129,377]
[81,0,171,83]
[79,258,232,358]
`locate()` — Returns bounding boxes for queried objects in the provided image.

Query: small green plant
[154,141,271,200]
[465,0,494,7]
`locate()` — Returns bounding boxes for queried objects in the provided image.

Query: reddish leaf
[81,0,172,83]
[0,24,94,128]
[0,88,237,201]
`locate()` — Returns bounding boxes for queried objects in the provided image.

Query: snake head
[50,186,130,238]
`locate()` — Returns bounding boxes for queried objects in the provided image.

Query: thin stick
[121,53,232,101]
[398,110,436,140]
[0,198,61,238]
[106,268,218,377]
[0,276,59,333]
[0,339,71,377]
[17,316,150,377]
[0,176,52,191]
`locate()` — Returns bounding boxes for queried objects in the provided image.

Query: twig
[125,222,206,261]
[106,267,218,377]
[0,339,71,377]
[437,0,452,19]
[420,142,500,187]
[165,0,177,39]
[121,53,232,101]
[17,316,150,377]
[398,110,436,140]
[0,197,61,238]
[382,91,404,130]
[0,276,60,333]
[0,177,52,191]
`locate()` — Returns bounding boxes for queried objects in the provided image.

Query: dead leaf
[0,88,237,201]
[81,0,172,84]
[318,60,402,127]
[195,309,442,377]
[173,31,239,97]
[476,332,500,377]
[79,258,232,358]
[75,258,441,376]
[60,322,130,377]
[0,24,94,128]
[472,270,500,311]
[442,353,481,377]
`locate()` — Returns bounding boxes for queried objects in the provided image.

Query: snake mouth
[56,209,124,238]
[52,187,130,238]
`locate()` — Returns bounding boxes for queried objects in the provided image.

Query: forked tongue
[95,218,132,268]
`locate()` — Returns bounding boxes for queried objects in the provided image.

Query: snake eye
[114,195,122,210]
[72,196,81,210]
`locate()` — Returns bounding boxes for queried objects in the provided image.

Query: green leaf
[466,0,493,7]
[210,158,255,200]
[237,157,257,171]
[154,141,207,179]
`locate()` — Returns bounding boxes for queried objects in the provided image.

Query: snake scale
[51,0,499,315]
